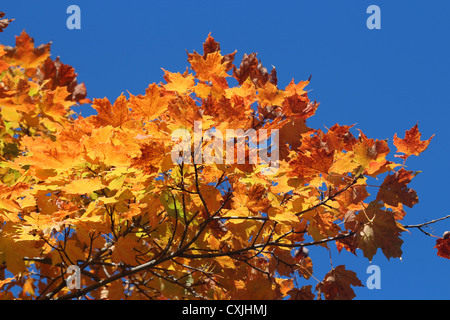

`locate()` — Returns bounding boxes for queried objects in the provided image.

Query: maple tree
[0,17,448,300]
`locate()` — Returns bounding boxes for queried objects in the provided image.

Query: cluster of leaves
[0,12,14,33]
[0,26,441,300]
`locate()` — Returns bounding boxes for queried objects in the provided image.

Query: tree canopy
[0,16,448,300]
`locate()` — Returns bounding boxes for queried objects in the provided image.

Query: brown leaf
[233,53,270,87]
[435,231,450,259]
[376,168,419,208]
[268,66,277,85]
[202,33,221,57]
[316,265,363,300]
[355,201,404,261]
[37,57,88,102]
[0,12,13,32]
[288,285,315,300]
[336,233,358,255]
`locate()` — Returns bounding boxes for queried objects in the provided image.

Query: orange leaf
[3,30,51,71]
[92,94,131,127]
[393,123,434,159]
[188,51,229,82]
[0,47,9,72]
[111,236,139,266]
[352,131,390,171]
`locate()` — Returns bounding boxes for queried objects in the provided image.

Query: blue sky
[1,1,449,299]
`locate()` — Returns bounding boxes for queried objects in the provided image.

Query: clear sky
[1,1,449,299]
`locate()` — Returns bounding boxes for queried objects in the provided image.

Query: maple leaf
[129,84,170,122]
[303,208,341,243]
[17,136,83,170]
[257,81,285,107]
[376,168,419,208]
[111,235,140,266]
[282,80,319,120]
[352,131,390,173]
[231,183,271,214]
[355,201,404,261]
[39,86,75,124]
[287,285,315,300]
[434,231,450,259]
[37,57,89,103]
[63,178,105,195]
[3,30,51,72]
[132,140,168,174]
[91,94,131,127]
[289,148,334,179]
[316,265,363,300]
[162,69,195,94]
[100,279,126,300]
[188,33,236,74]
[393,123,434,160]
[334,184,370,214]
[0,223,41,275]
[188,50,230,82]
[233,52,272,88]
[277,118,312,160]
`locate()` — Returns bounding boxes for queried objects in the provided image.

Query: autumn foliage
[0,23,441,300]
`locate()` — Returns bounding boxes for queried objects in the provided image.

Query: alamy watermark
[66,5,81,30]
[366,264,381,290]
[65,5,381,31]
[66,265,81,290]
[367,5,381,30]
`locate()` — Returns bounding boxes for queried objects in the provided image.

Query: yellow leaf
[162,69,195,94]
[129,83,170,122]
[0,277,15,291]
[268,207,299,225]
[1,106,21,122]
[0,224,40,275]
[215,256,235,269]
[258,81,286,107]
[23,278,35,296]
[107,174,127,191]
[63,178,105,195]
[188,51,229,81]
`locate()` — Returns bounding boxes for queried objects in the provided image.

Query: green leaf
[161,190,184,221]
